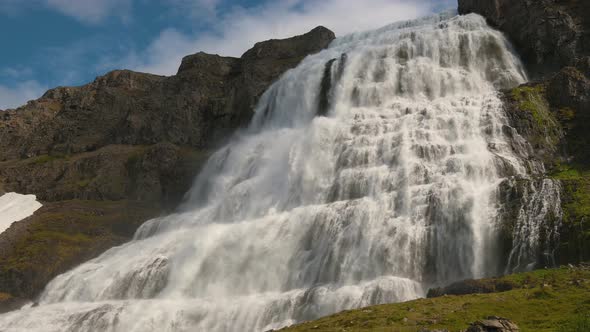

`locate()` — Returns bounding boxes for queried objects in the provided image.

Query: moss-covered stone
[0,143,209,204]
[30,153,69,165]
[0,143,212,304]
[551,164,590,263]
[282,266,590,332]
[503,75,590,264]
[0,200,160,299]
[502,83,564,172]
[510,84,561,149]
[512,86,546,123]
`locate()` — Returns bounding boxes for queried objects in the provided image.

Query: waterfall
[0,12,559,332]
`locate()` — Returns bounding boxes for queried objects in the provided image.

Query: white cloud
[163,0,221,19]
[1,66,34,79]
[0,0,132,23]
[44,0,132,23]
[0,0,456,107]
[0,81,47,110]
[123,0,454,75]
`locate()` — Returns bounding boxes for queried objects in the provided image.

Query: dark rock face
[0,144,208,206]
[459,0,590,78]
[0,26,335,302]
[427,278,514,298]
[463,0,590,265]
[0,294,27,314]
[466,317,519,332]
[0,200,160,299]
[0,26,335,161]
[549,67,590,111]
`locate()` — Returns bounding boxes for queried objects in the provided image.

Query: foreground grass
[282,266,590,332]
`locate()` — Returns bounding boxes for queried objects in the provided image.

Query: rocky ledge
[459,0,590,266]
[0,26,335,307]
[281,266,590,331]
[459,0,590,78]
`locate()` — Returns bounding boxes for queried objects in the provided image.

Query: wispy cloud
[0,81,47,110]
[0,0,455,109]
[163,0,222,20]
[44,0,133,23]
[123,0,453,75]
[1,66,34,79]
[0,0,132,23]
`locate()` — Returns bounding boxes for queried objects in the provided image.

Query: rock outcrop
[459,0,590,78]
[460,0,590,265]
[466,317,519,332]
[427,278,514,298]
[0,26,335,162]
[0,26,335,304]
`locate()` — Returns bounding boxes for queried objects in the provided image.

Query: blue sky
[0,0,455,109]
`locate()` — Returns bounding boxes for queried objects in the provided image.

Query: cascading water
[0,12,562,332]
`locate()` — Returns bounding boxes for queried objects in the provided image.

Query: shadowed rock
[459,0,590,78]
[466,316,519,332]
[462,0,590,267]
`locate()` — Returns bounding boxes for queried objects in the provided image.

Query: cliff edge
[459,0,590,265]
[0,26,336,307]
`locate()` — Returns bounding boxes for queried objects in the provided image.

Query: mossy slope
[282,266,590,332]
[552,165,590,263]
[0,200,159,299]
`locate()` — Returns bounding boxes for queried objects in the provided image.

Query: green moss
[552,166,583,181]
[556,313,590,332]
[31,153,68,165]
[510,84,562,152]
[126,146,149,165]
[0,293,11,301]
[5,229,93,270]
[551,164,590,220]
[0,200,160,297]
[557,107,576,122]
[282,267,590,332]
[550,164,590,262]
[512,85,549,125]
[76,179,93,188]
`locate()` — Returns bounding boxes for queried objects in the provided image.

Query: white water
[0,193,42,235]
[0,12,558,332]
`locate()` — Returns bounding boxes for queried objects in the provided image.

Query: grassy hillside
[281,266,590,332]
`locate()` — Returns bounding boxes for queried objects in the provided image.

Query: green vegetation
[282,266,590,332]
[557,107,576,122]
[31,153,68,165]
[125,146,149,166]
[0,200,159,298]
[511,85,553,128]
[510,84,562,157]
[76,178,93,189]
[552,164,590,219]
[0,293,11,302]
[550,164,590,262]
[557,313,590,332]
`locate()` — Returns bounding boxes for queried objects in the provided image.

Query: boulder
[427,278,514,298]
[466,316,519,332]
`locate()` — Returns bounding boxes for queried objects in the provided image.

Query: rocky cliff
[459,0,590,265]
[0,26,335,306]
[459,0,589,78]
